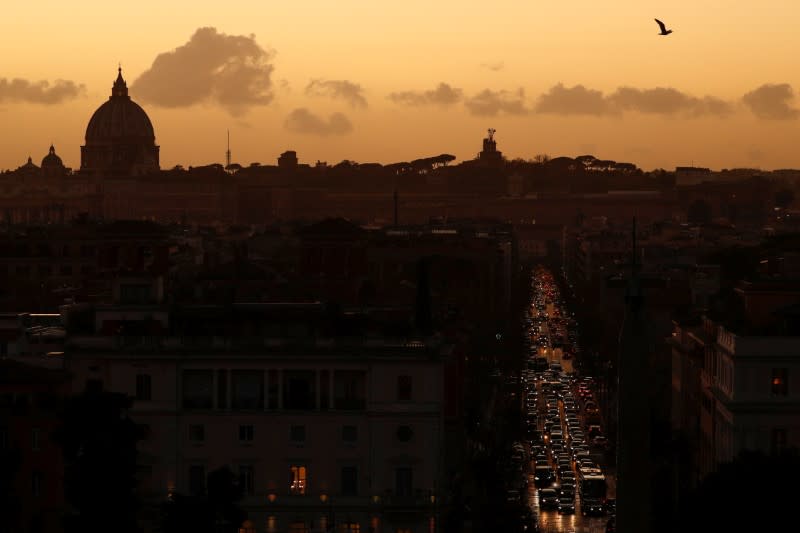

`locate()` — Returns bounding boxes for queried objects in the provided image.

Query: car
[506,488,521,503]
[587,425,602,438]
[582,498,606,516]
[538,488,559,509]
[534,466,555,486]
[605,498,616,515]
[557,497,576,514]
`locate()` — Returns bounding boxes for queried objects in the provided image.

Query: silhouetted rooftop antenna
[225,129,231,169]
[487,128,496,142]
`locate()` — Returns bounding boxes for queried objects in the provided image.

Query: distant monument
[477,128,503,167]
[80,67,160,178]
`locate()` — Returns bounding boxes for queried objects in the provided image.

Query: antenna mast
[225,130,232,169]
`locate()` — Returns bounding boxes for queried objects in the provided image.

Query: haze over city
[3,0,800,170]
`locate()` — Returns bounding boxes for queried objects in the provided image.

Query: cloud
[742,83,799,120]
[535,83,732,117]
[481,61,505,72]
[609,87,733,117]
[131,27,275,116]
[0,78,85,104]
[464,88,529,116]
[535,84,612,116]
[284,108,353,136]
[305,79,367,108]
[388,83,463,107]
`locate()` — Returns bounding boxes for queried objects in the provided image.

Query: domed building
[41,144,67,177]
[80,68,159,177]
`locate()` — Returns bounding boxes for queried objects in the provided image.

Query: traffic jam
[514,266,616,532]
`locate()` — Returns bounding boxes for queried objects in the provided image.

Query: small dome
[85,68,156,144]
[41,145,64,168]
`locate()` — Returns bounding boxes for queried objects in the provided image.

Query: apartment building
[64,282,449,533]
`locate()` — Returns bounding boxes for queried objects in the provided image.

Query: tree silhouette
[161,466,245,533]
[54,389,144,533]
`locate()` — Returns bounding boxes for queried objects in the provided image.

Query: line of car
[524,266,616,523]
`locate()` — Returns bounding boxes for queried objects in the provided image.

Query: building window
[395,467,413,497]
[772,428,787,455]
[232,370,264,410]
[189,465,206,496]
[341,466,358,496]
[239,425,254,442]
[189,425,205,443]
[397,375,412,401]
[289,465,307,495]
[771,368,788,396]
[136,374,152,401]
[239,465,255,496]
[333,370,366,410]
[217,369,228,409]
[396,425,414,443]
[266,516,278,533]
[32,428,40,451]
[86,379,103,393]
[288,522,309,533]
[284,370,316,410]
[182,370,213,409]
[31,471,42,497]
[342,425,358,443]
[290,425,306,444]
[320,370,330,410]
[337,523,360,533]
[267,370,279,409]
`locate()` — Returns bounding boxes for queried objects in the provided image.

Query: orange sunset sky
[2,0,799,171]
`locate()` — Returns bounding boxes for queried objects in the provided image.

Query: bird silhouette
[655,18,673,36]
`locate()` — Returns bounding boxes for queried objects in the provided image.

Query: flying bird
[655,18,673,36]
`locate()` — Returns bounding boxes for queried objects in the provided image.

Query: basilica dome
[41,145,63,168]
[80,68,159,177]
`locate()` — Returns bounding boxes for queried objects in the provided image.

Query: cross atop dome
[112,66,129,99]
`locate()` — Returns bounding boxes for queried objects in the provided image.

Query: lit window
[266,516,278,533]
[337,523,360,533]
[771,368,788,396]
[289,465,307,495]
